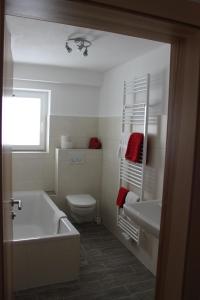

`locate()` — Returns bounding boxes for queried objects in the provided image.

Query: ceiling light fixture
[65,37,92,57]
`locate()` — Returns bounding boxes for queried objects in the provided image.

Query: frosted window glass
[5,97,41,146]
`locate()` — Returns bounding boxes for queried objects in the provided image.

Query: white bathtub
[13,190,80,291]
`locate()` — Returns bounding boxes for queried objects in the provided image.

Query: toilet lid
[66,194,96,208]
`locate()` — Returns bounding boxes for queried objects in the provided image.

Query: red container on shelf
[88,137,102,149]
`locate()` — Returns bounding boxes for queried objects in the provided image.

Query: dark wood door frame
[182,59,200,300]
[1,1,200,299]
[0,1,5,299]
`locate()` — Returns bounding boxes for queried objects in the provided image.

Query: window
[4,89,50,151]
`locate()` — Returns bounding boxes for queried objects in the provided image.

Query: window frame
[9,88,50,152]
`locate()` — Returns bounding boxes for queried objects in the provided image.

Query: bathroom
[5,15,171,300]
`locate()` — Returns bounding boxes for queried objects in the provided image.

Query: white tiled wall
[49,116,99,150]
[55,149,102,212]
[12,152,54,191]
[98,45,171,274]
[98,116,164,274]
[12,116,99,192]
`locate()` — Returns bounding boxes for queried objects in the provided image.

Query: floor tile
[15,223,155,300]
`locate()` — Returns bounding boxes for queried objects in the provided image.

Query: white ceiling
[6,16,165,72]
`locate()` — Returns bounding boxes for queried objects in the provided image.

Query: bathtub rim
[13,218,80,244]
[12,190,80,243]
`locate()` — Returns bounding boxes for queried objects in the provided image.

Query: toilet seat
[66,194,96,208]
[66,194,96,223]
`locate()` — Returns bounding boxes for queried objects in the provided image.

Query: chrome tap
[11,198,22,210]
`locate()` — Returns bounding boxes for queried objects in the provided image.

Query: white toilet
[66,194,96,223]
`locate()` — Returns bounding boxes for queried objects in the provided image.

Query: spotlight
[65,38,92,57]
[65,42,72,53]
[83,47,88,57]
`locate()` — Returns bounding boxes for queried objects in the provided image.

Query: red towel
[125,133,143,163]
[116,187,129,207]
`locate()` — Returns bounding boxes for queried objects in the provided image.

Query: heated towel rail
[117,74,150,244]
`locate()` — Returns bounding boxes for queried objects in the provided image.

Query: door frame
[1,1,200,299]
[0,0,5,299]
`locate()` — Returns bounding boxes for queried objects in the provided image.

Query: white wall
[14,63,102,117]
[99,45,170,117]
[14,79,100,117]
[14,63,103,87]
[98,44,171,274]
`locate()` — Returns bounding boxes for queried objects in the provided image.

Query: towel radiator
[117,74,150,244]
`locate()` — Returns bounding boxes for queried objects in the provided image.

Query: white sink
[123,200,162,238]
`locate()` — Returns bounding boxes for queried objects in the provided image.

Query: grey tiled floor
[15,223,155,300]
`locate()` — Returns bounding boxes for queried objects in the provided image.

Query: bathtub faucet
[11,198,22,210]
